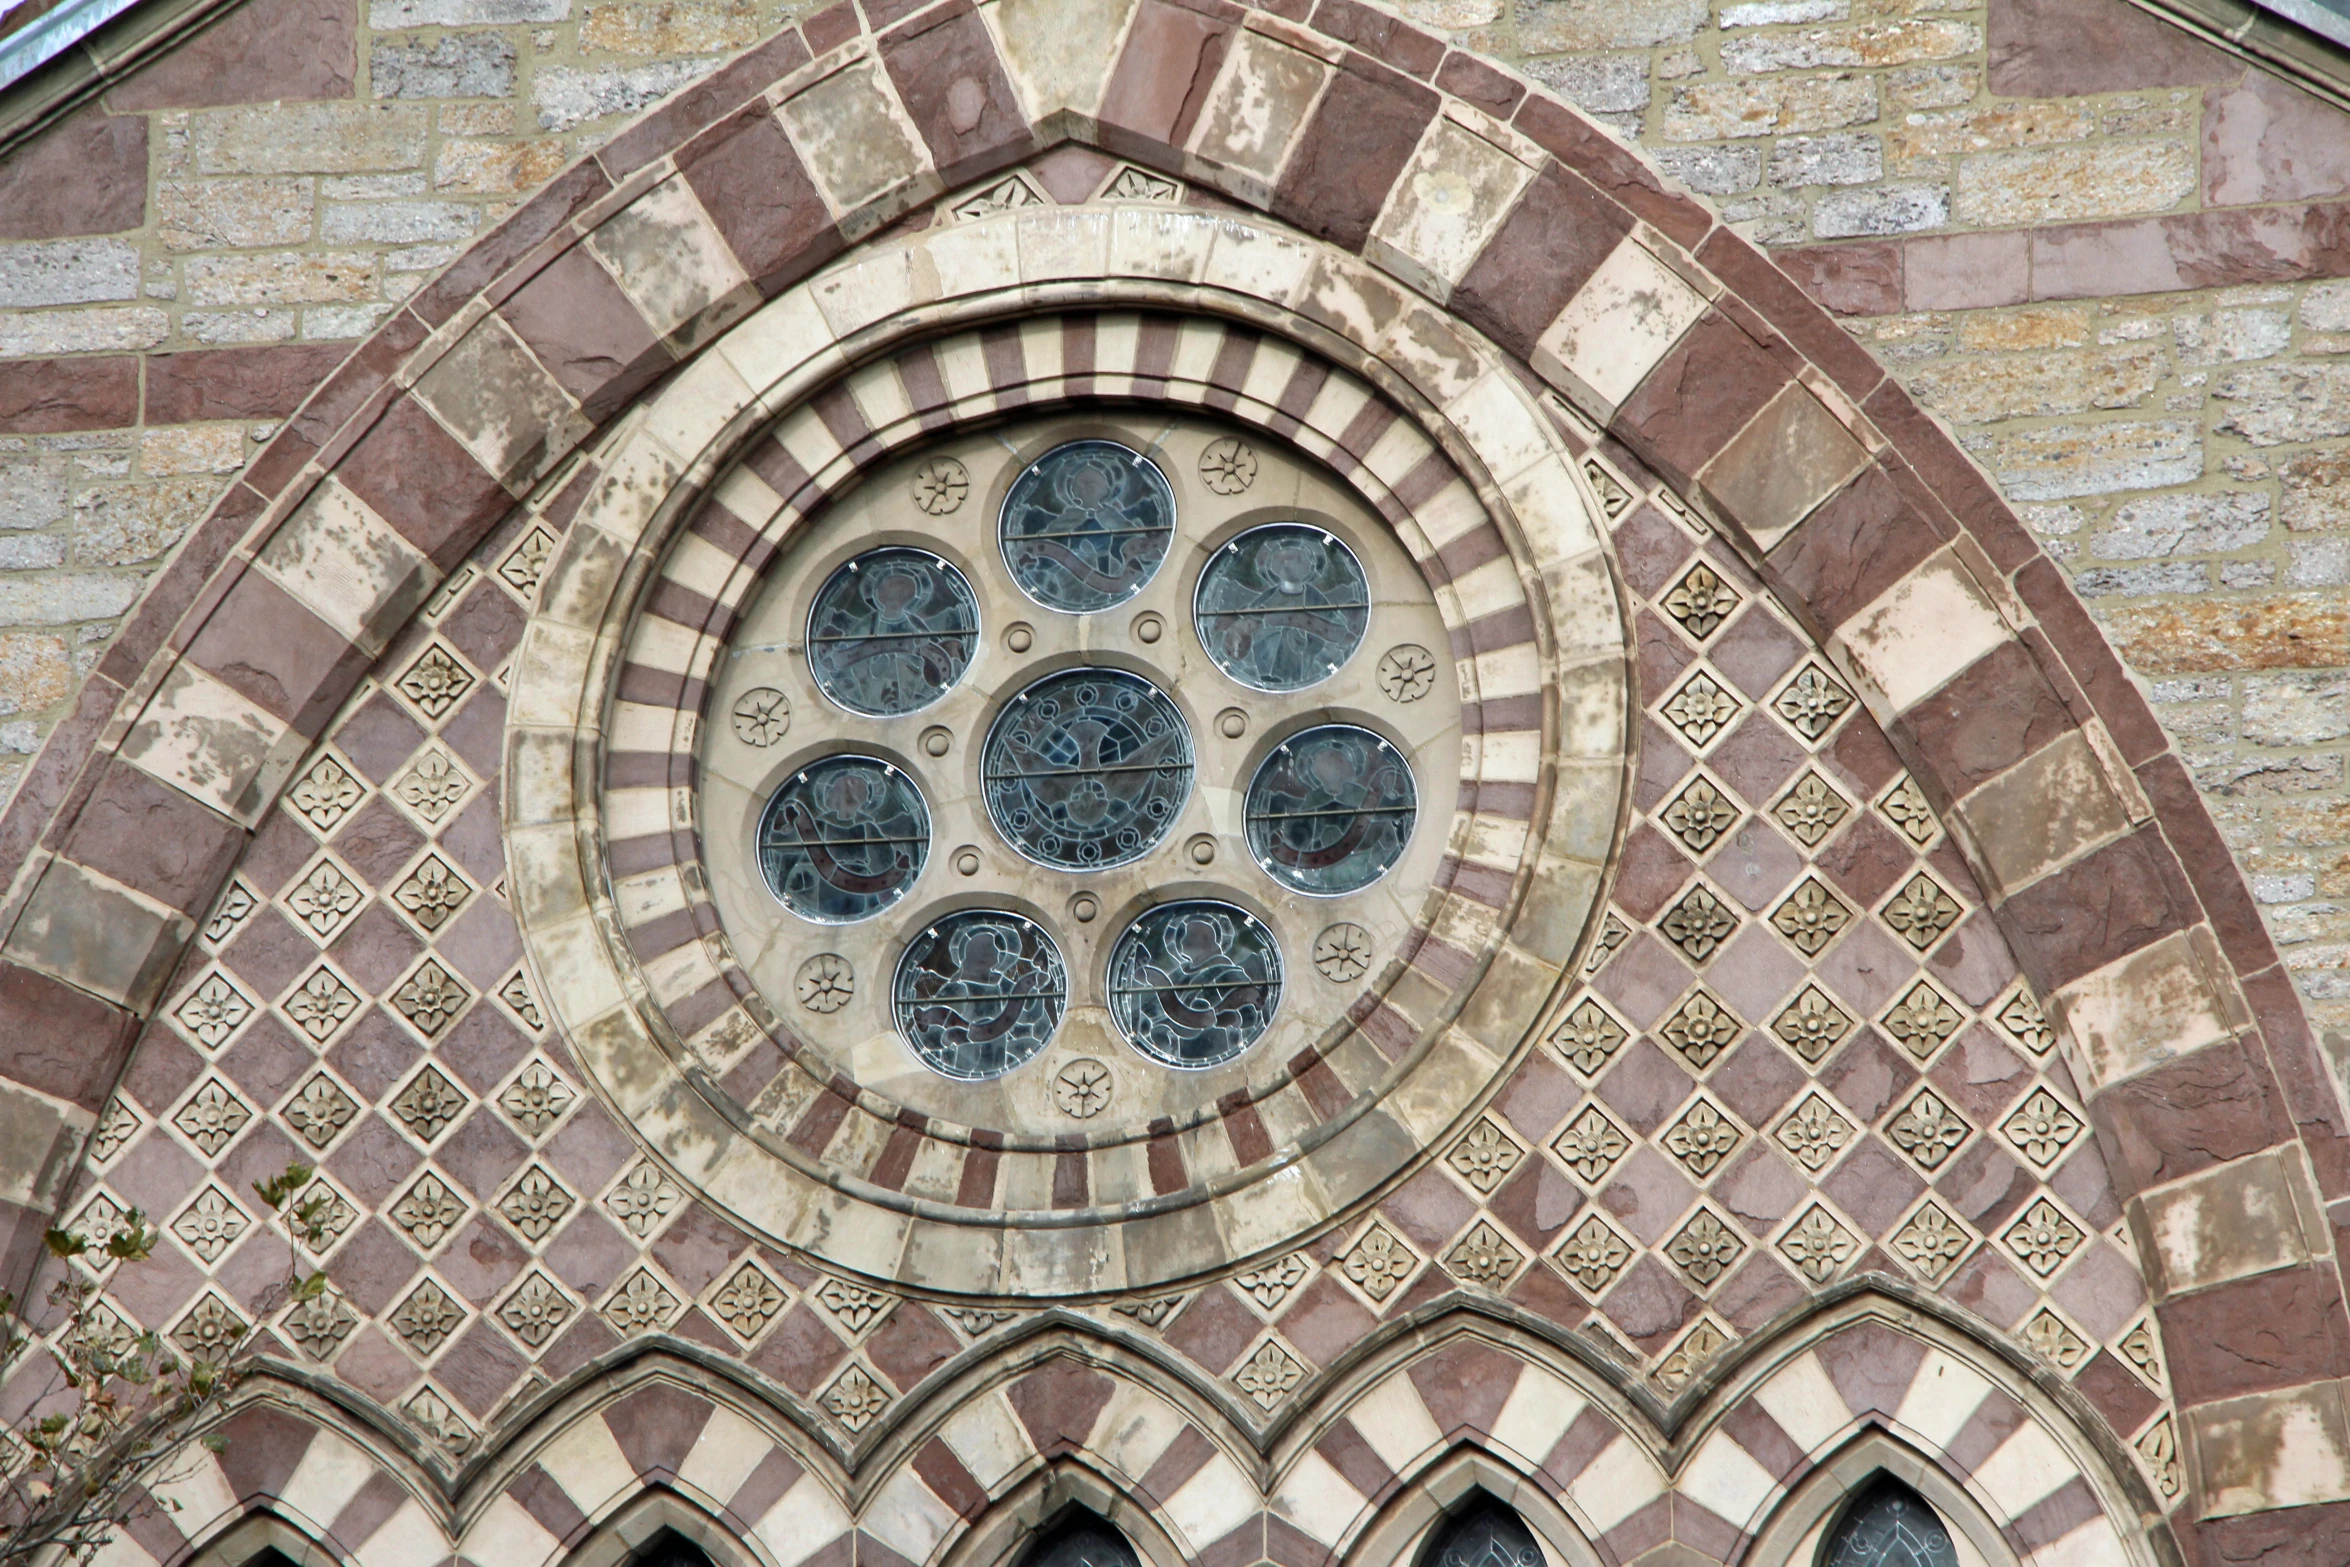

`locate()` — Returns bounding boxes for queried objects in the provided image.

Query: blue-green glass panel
[1194,524,1369,691]
[1109,901,1281,1069]
[756,755,930,922]
[999,440,1174,612]
[1244,724,1416,895]
[806,548,978,715]
[983,668,1193,869]
[894,910,1066,1079]
[1820,1481,1960,1567]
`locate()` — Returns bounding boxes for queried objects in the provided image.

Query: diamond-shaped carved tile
[1661,884,1738,962]
[498,971,547,1032]
[283,1289,357,1361]
[174,971,253,1049]
[1774,1093,1854,1173]
[1886,1086,1970,1171]
[2022,1307,2091,1371]
[1772,985,1853,1063]
[392,960,471,1038]
[1446,1117,1522,1195]
[606,1162,683,1239]
[91,1099,141,1165]
[397,643,476,719]
[1232,1339,1304,1412]
[392,854,473,935]
[1773,663,1853,740]
[1661,989,1742,1070]
[284,858,363,941]
[1773,771,1851,848]
[1582,911,1630,978]
[1655,1317,1731,1393]
[1889,1200,1974,1284]
[1662,671,1741,748]
[295,1177,356,1252]
[1554,1104,1632,1183]
[2002,1088,2083,1168]
[815,1277,892,1335]
[1663,561,1741,639]
[822,1363,892,1429]
[405,1386,475,1457]
[1444,1220,1525,1288]
[2138,1416,2183,1503]
[709,1262,787,1343]
[287,755,364,833]
[499,1271,572,1347]
[1881,872,1962,952]
[1778,1204,1858,1284]
[499,525,557,596]
[392,1279,465,1355]
[392,749,472,825]
[498,1165,574,1242]
[1662,1098,1743,1178]
[1551,996,1628,1076]
[1236,1255,1308,1310]
[392,1173,467,1250]
[282,1072,358,1151]
[391,1066,467,1142]
[2003,1198,2086,1278]
[202,879,258,947]
[283,965,360,1044]
[1882,981,1964,1060]
[1554,1214,1633,1296]
[174,1079,250,1156]
[2120,1318,2166,1389]
[1662,777,1739,854]
[1340,1221,1419,1303]
[172,1292,248,1363]
[1996,983,2055,1054]
[498,1060,575,1136]
[602,1269,680,1335]
[1769,876,1851,957]
[170,1186,248,1263]
[1665,1208,1744,1289]
[1879,775,1940,846]
[70,1193,128,1255]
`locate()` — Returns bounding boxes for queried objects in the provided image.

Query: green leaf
[45,1229,88,1258]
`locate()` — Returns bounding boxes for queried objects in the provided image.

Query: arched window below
[1420,1498,1546,1567]
[1819,1478,1961,1567]
[1015,1513,1142,1567]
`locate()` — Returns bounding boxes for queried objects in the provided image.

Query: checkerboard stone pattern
[0,0,2334,1560]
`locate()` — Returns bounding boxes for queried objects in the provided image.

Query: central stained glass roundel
[983,668,1194,869]
[1245,725,1418,895]
[1193,524,1370,691]
[806,548,978,715]
[757,755,931,922]
[999,440,1175,612]
[1109,901,1284,1068]
[894,910,1067,1079]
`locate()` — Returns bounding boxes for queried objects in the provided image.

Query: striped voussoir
[0,0,2323,1538]
[77,1303,2147,1567]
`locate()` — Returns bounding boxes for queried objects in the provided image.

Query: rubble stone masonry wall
[6,0,2350,1063]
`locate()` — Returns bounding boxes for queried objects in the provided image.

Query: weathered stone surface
[2104,592,2350,675]
[321,200,477,244]
[1512,0,1707,52]
[2282,449,2350,532]
[155,179,318,252]
[581,0,760,55]
[1812,184,1949,238]
[370,0,563,24]
[0,240,140,310]
[183,253,377,307]
[2216,362,2350,447]
[193,105,428,176]
[435,138,570,194]
[1954,142,2197,227]
[0,308,169,358]
[0,108,148,241]
[0,634,72,716]
[372,32,519,98]
[72,479,222,566]
[2204,71,2350,208]
[1986,0,2239,97]
[0,572,144,626]
[110,0,355,108]
[0,358,137,433]
[1661,73,1878,141]
[1991,418,2200,500]
[1908,344,2163,423]
[1721,19,1979,76]
[533,60,712,132]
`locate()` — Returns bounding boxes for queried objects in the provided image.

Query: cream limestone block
[2037,1519,2131,1567]
[1091,1381,1188,1481]
[935,333,996,408]
[86,1533,158,1567]
[623,611,709,682]
[255,477,435,654]
[120,661,295,825]
[900,1213,1006,1294]
[1251,1083,1319,1152]
[1890,1349,1992,1452]
[1242,334,1305,408]
[1171,317,1227,385]
[702,1140,821,1252]
[1090,1138,1154,1207]
[901,1137,966,1204]
[537,529,629,639]
[415,314,591,490]
[1383,1030,1500,1146]
[1568,1435,1669,1534]
[1349,1372,1445,1476]
[1446,371,1556,488]
[1559,672,1629,771]
[1016,316,1064,385]
[0,1080,78,1209]
[1535,238,1709,418]
[1379,303,1486,409]
[2052,928,2235,1091]
[146,1451,236,1542]
[780,60,935,223]
[1017,208,1116,285]
[1109,206,1216,284]
[278,1437,387,1531]
[1491,1364,1585,1465]
[1371,119,1534,302]
[1000,1220,1121,1296]
[812,248,926,342]
[601,783,673,843]
[824,1105,896,1183]
[1679,1429,1781,1534]
[541,1406,639,1513]
[2191,1384,2350,1516]
[943,1391,1039,1490]
[866,1468,961,1565]
[1273,1449,1366,1546]
[522,911,626,1020]
[1447,554,1524,626]
[1299,257,1413,367]
[995,1150,1055,1212]
[717,288,843,413]
[1969,1419,2077,1521]
[1359,420,1437,499]
[678,1407,773,1518]
[508,627,596,726]
[575,1011,678,1127]
[663,526,752,607]
[790,1188,910,1278]
[582,431,688,550]
[460,1495,564,1567]
[1177,1118,1241,1187]
[1190,29,1330,192]
[642,938,721,1010]
[1213,1161,1332,1261]
[1410,477,1488,554]
[610,699,688,756]
[916,216,1022,301]
[355,1500,445,1567]
[643,350,758,474]
[1203,218,1320,308]
[1162,1452,1262,1554]
[1430,891,1506,962]
[1757,1352,1857,1454]
[1954,732,2134,901]
[1505,457,1602,568]
[1297,370,1374,452]
[507,729,578,830]
[989,0,1135,121]
[1546,558,1626,663]
[588,177,753,345]
[1833,550,2014,716]
[1471,730,1545,784]
[1094,314,1143,382]
[1463,812,1533,868]
[752,1473,856,1567]
[2139,1145,2324,1298]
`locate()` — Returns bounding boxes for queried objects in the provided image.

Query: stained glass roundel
[1108,901,1283,1068]
[806,548,978,715]
[1244,725,1417,894]
[999,440,1176,612]
[1194,524,1370,691]
[1819,1480,1959,1567]
[894,910,1067,1079]
[756,755,930,922]
[983,668,1194,869]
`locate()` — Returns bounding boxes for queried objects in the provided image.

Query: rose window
[700,412,1460,1129]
